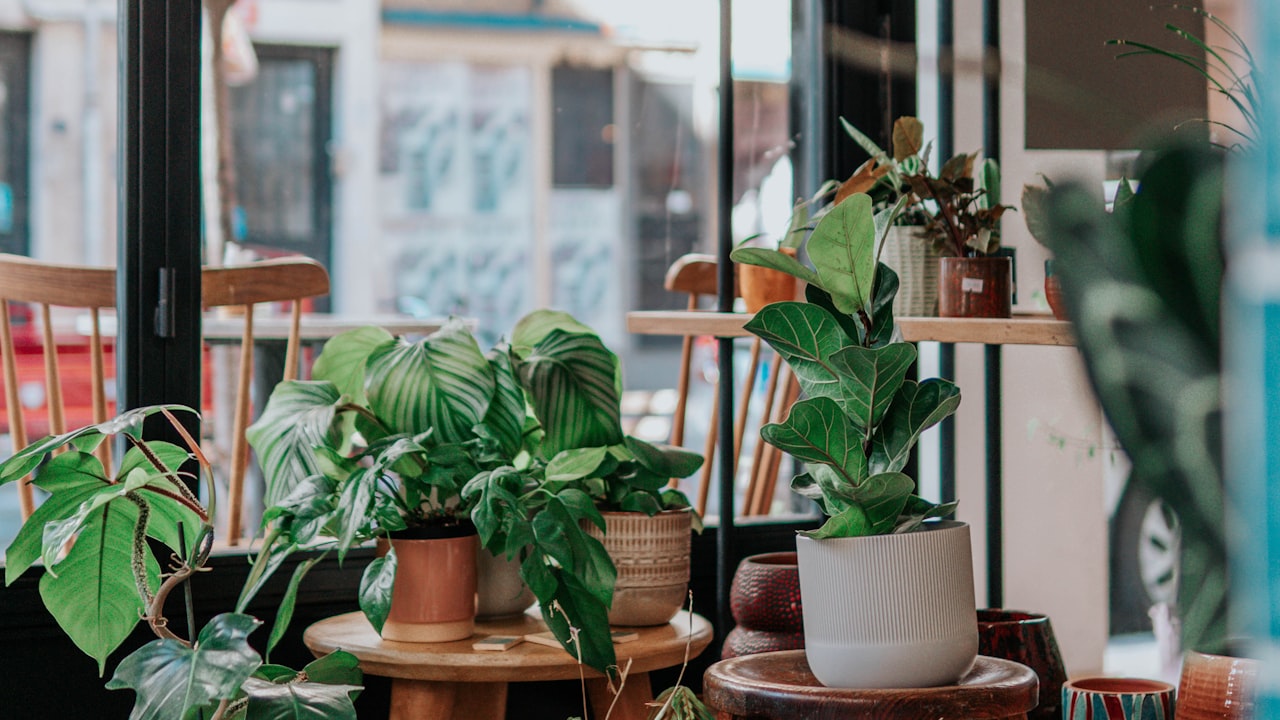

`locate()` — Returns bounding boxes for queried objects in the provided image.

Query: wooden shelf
[626,311,1074,347]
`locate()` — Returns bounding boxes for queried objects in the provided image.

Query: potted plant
[0,406,362,719]
[733,180,840,312]
[735,188,973,688]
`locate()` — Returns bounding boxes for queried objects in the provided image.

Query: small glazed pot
[723,552,804,659]
[977,609,1067,720]
[1062,677,1175,720]
[382,524,479,643]
[475,547,535,620]
[1176,650,1258,720]
[739,247,799,313]
[584,510,692,626]
[796,520,978,688]
[1044,258,1067,321]
[938,256,1013,318]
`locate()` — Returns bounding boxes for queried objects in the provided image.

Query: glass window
[0,32,30,256]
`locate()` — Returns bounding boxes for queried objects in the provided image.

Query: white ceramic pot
[796,520,978,688]
[585,510,692,626]
[878,225,939,317]
[476,547,535,620]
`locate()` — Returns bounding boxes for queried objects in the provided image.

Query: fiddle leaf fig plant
[735,190,961,539]
[0,406,362,720]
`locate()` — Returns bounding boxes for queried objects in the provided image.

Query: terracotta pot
[1063,677,1175,719]
[723,552,804,659]
[584,510,692,626]
[1176,650,1258,720]
[938,256,1012,318]
[739,248,799,313]
[382,528,478,643]
[796,520,978,688]
[1044,258,1067,320]
[976,609,1067,720]
[475,547,535,620]
[878,226,939,317]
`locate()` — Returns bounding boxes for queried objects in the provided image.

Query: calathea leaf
[365,321,495,444]
[359,549,397,635]
[511,309,599,356]
[312,326,394,406]
[105,613,262,720]
[241,676,361,720]
[482,345,527,457]
[729,247,821,287]
[870,379,961,475]
[518,329,624,456]
[247,380,344,506]
[830,342,917,434]
[760,397,867,488]
[808,193,877,315]
[744,302,857,404]
[334,467,377,560]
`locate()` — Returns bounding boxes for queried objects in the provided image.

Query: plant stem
[921,175,968,256]
[146,557,203,645]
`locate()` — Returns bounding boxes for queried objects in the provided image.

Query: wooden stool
[704,650,1038,720]
[304,610,713,720]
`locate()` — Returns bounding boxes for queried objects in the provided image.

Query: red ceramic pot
[1044,258,1067,320]
[977,609,1067,720]
[938,256,1012,318]
[724,551,804,660]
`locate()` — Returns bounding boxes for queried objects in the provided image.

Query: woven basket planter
[585,510,692,626]
[878,226,939,317]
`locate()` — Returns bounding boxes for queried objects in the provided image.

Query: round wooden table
[704,651,1039,720]
[304,610,713,720]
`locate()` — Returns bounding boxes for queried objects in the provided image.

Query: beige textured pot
[878,226,939,317]
[796,520,978,688]
[585,510,692,626]
[476,547,535,620]
[382,532,478,643]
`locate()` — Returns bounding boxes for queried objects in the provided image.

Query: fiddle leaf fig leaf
[830,342,917,434]
[358,549,397,636]
[247,380,344,506]
[745,302,857,404]
[105,613,262,720]
[891,116,925,161]
[808,193,877,315]
[870,379,962,475]
[867,263,900,347]
[856,472,915,534]
[761,397,866,487]
[365,320,495,444]
[729,247,821,288]
[518,329,623,457]
[800,504,871,539]
[312,326,394,405]
[240,676,361,720]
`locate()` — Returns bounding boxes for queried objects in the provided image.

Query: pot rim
[741,551,798,567]
[796,519,967,545]
[1065,677,1174,695]
[977,608,1049,625]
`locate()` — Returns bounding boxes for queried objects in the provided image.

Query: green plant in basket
[733,188,961,538]
[0,406,362,719]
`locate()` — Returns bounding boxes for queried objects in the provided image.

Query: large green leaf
[312,326,395,405]
[483,345,527,457]
[866,263,900,348]
[106,613,262,720]
[40,495,160,674]
[241,676,361,720]
[0,405,186,486]
[855,472,915,534]
[830,343,917,434]
[518,329,623,457]
[359,550,397,635]
[6,451,109,583]
[807,193,877,315]
[729,247,821,287]
[247,381,344,506]
[511,310,598,355]
[544,447,612,483]
[744,302,857,405]
[623,436,704,478]
[870,379,961,475]
[761,397,866,488]
[801,504,871,539]
[528,557,616,674]
[365,321,494,444]
[266,555,323,658]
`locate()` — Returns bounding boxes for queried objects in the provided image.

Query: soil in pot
[584,510,692,626]
[382,519,479,643]
[938,256,1012,318]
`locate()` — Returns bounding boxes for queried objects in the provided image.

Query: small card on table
[472,635,524,652]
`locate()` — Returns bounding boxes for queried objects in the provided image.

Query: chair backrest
[0,254,117,519]
[201,257,330,544]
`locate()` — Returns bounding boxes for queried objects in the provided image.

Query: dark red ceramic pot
[723,552,803,659]
[977,609,1067,720]
[938,256,1013,318]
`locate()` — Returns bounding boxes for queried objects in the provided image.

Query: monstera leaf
[1039,143,1227,653]
[106,614,262,720]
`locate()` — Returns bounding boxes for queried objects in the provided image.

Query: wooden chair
[201,257,329,544]
[662,254,798,517]
[0,254,117,519]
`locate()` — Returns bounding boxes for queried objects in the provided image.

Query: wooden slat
[0,299,31,518]
[201,257,329,307]
[0,254,116,308]
[40,304,65,438]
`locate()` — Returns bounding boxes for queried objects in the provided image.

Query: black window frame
[0,31,31,257]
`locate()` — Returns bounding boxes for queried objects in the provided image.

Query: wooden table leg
[586,671,654,720]
[389,678,507,720]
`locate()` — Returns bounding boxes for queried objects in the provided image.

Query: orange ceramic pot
[1044,259,1067,321]
[739,248,799,313]
[1176,650,1258,720]
[938,256,1012,318]
[382,527,479,643]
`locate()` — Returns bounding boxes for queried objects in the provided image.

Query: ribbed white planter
[878,226,940,317]
[796,520,978,688]
[585,510,692,626]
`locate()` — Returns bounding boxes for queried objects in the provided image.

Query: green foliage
[737,191,960,538]
[1036,141,1227,653]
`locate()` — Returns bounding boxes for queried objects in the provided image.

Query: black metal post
[715,0,737,646]
[937,0,957,507]
[117,0,203,445]
[982,0,1002,608]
